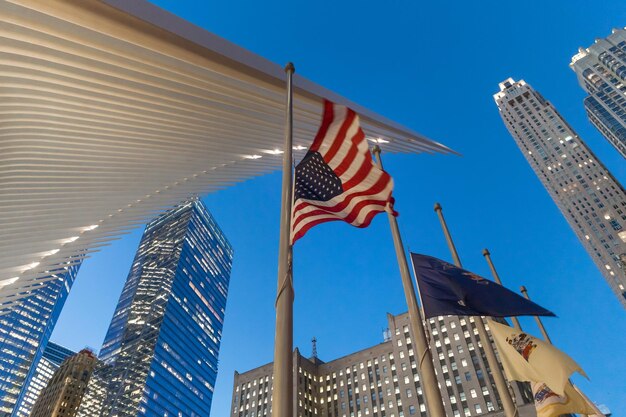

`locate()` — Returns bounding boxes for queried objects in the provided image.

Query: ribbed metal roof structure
[0,0,455,309]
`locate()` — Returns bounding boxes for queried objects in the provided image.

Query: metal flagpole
[519,285,604,417]
[482,249,529,408]
[372,147,446,417]
[271,62,295,417]
[482,249,522,331]
[519,286,551,345]
[434,203,518,417]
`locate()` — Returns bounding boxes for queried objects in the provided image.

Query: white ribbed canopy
[0,0,455,308]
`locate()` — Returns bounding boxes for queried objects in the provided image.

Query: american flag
[291,100,395,243]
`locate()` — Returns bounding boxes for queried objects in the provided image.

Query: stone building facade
[30,349,98,417]
[494,78,626,307]
[231,312,534,417]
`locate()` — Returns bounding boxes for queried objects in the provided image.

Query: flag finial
[285,62,295,73]
[482,248,490,256]
[434,202,442,212]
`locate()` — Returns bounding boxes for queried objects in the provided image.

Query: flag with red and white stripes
[291,100,396,243]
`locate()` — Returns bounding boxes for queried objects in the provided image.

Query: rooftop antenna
[311,337,318,359]
[383,327,391,342]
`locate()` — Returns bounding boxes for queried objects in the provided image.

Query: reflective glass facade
[97,198,233,416]
[584,95,626,157]
[16,342,76,417]
[571,27,626,158]
[0,263,80,417]
[76,362,111,417]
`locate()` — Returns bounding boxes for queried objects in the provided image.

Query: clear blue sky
[52,1,626,416]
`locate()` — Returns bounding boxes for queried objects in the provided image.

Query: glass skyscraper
[95,198,233,416]
[0,263,80,416]
[571,27,626,159]
[16,342,76,417]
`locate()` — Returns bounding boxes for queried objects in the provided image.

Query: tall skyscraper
[231,312,535,417]
[75,362,111,417]
[95,198,233,416]
[570,27,626,158]
[494,78,626,307]
[15,342,76,417]
[30,349,98,417]
[0,263,81,416]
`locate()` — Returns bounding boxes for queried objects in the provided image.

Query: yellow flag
[488,319,586,395]
[533,382,596,417]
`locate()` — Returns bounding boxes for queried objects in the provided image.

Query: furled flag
[532,382,596,417]
[409,253,555,318]
[488,319,587,396]
[291,100,395,242]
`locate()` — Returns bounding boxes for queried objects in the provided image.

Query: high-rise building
[94,198,233,416]
[494,78,626,307]
[570,27,626,158]
[30,349,98,417]
[15,342,76,417]
[75,362,112,417]
[0,263,81,416]
[231,312,535,417]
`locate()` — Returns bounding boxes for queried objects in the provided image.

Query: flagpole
[519,286,551,346]
[372,147,446,417]
[434,203,518,417]
[482,249,522,331]
[272,62,295,417]
[519,285,603,416]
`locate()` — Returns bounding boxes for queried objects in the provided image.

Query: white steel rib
[0,0,456,309]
